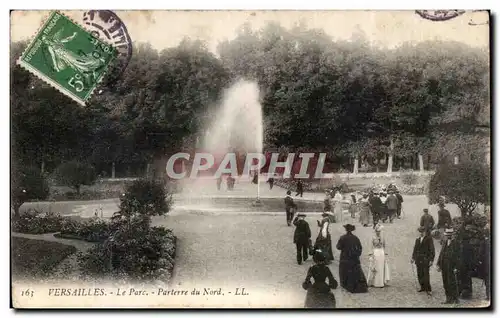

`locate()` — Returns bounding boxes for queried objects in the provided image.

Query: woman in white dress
[333,190,343,223]
[367,224,390,288]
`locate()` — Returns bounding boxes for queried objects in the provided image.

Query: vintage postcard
[10,10,491,309]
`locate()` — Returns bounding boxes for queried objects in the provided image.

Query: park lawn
[11,237,77,278]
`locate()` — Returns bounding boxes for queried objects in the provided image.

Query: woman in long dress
[367,224,391,287]
[349,194,358,219]
[358,194,372,227]
[314,213,334,262]
[303,250,338,308]
[336,224,368,293]
[333,190,343,223]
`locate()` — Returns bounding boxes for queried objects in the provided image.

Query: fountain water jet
[205,79,263,200]
[181,79,264,201]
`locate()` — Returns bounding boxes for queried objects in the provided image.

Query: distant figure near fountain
[181,79,264,200]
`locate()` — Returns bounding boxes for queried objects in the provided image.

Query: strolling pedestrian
[302,249,338,308]
[379,192,388,222]
[395,190,404,218]
[411,226,435,295]
[267,176,274,189]
[296,180,304,197]
[367,224,391,288]
[437,229,461,304]
[314,212,334,262]
[358,193,372,227]
[479,227,491,301]
[385,191,398,223]
[369,192,382,227]
[436,202,452,244]
[336,224,368,293]
[420,208,435,235]
[284,190,297,226]
[293,213,311,265]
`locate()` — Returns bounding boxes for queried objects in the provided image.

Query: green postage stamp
[17,11,117,105]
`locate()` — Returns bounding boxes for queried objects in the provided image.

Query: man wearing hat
[368,191,382,227]
[420,208,435,235]
[437,228,461,304]
[385,190,398,223]
[395,190,404,219]
[293,213,312,265]
[411,226,435,295]
[284,190,298,226]
[478,226,491,301]
[436,202,452,243]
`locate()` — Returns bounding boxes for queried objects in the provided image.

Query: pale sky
[11,10,489,54]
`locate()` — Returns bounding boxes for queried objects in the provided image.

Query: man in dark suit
[437,228,461,304]
[395,190,404,218]
[479,227,491,301]
[284,190,297,226]
[420,208,435,235]
[296,180,304,197]
[368,192,382,227]
[411,226,435,295]
[386,191,398,223]
[293,213,311,265]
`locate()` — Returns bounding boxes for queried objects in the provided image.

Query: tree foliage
[52,161,97,194]
[11,22,489,175]
[117,179,173,219]
[428,161,489,216]
[11,165,50,217]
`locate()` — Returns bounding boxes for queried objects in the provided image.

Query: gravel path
[152,196,489,308]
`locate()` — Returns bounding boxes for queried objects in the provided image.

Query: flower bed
[54,217,111,243]
[11,210,63,234]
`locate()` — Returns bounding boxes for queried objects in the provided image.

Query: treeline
[11,22,489,177]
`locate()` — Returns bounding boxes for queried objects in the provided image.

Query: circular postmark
[415,10,466,22]
[82,10,132,85]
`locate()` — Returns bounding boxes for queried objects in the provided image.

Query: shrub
[78,223,177,282]
[56,217,111,242]
[400,169,418,185]
[428,162,489,216]
[12,209,63,234]
[11,165,50,218]
[116,179,173,218]
[52,161,97,194]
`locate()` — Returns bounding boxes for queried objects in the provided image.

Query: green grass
[11,237,77,278]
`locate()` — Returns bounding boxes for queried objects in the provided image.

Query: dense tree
[11,165,49,217]
[11,21,489,177]
[52,161,97,194]
[428,162,489,216]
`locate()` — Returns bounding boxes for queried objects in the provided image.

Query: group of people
[285,187,490,308]
[355,188,404,227]
[216,175,235,191]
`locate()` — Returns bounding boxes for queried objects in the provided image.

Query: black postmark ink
[82,10,133,86]
[415,10,466,22]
